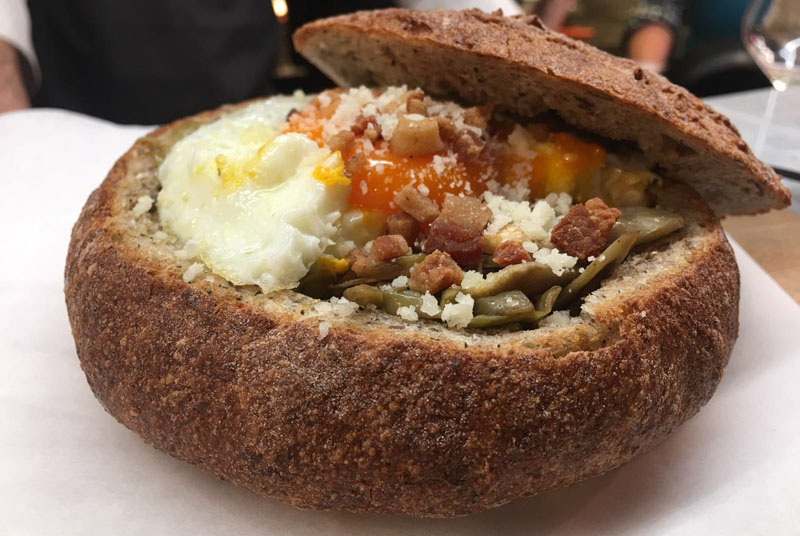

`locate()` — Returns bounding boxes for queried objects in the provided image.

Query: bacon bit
[408,250,464,295]
[435,116,457,143]
[406,97,427,116]
[349,235,410,277]
[364,125,380,142]
[550,198,621,261]
[386,211,420,245]
[439,194,492,235]
[350,115,370,135]
[423,195,492,267]
[462,106,487,129]
[390,116,445,157]
[348,247,378,276]
[371,234,411,261]
[327,130,356,158]
[585,197,621,234]
[394,184,440,223]
[492,240,532,267]
[451,130,485,161]
[344,152,366,177]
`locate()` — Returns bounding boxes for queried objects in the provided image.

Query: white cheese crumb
[587,255,596,262]
[545,192,573,216]
[417,183,430,196]
[522,241,539,254]
[431,152,458,176]
[640,311,647,318]
[182,262,204,283]
[360,180,368,195]
[484,192,557,243]
[420,292,441,316]
[391,275,409,288]
[176,239,201,260]
[318,321,331,339]
[396,305,419,321]
[441,292,474,329]
[531,247,578,276]
[317,92,331,108]
[461,270,484,290]
[132,195,153,217]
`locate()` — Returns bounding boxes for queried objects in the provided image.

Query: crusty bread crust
[293,9,789,215]
[65,102,739,516]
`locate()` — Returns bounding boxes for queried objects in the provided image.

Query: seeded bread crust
[294,8,789,215]
[65,101,738,517]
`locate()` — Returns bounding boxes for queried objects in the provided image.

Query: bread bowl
[65,9,790,517]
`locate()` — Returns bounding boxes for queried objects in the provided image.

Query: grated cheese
[441,292,474,329]
[396,305,419,321]
[182,262,204,283]
[132,195,154,217]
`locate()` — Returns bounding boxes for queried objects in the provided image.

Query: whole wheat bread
[66,98,737,516]
[293,8,790,215]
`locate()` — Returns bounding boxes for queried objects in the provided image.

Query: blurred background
[0,0,788,124]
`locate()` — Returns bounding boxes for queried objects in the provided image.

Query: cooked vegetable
[474,290,535,316]
[555,232,639,309]
[467,285,562,328]
[343,284,384,307]
[462,261,578,298]
[608,207,684,246]
[382,289,439,319]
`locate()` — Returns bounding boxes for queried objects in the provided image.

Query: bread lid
[294,8,790,215]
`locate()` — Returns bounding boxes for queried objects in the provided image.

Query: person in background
[623,0,753,74]
[0,0,521,123]
[535,0,638,55]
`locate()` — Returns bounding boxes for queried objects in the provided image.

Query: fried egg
[157,95,352,293]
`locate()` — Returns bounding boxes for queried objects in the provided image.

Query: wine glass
[742,0,800,156]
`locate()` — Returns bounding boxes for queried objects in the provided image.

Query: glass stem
[754,87,779,158]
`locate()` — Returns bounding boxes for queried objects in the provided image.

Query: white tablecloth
[1,107,799,535]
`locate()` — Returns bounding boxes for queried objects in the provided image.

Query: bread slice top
[294,8,790,216]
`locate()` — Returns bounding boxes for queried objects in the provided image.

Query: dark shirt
[27,0,396,124]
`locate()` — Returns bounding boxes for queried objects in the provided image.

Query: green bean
[608,207,684,246]
[555,232,639,309]
[342,284,384,307]
[467,285,562,328]
[474,291,535,316]
[461,261,578,299]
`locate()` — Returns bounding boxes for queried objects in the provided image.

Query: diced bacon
[348,247,378,276]
[364,125,380,142]
[390,116,445,157]
[394,184,440,223]
[585,197,622,234]
[371,234,411,261]
[406,97,427,116]
[462,106,487,129]
[451,130,485,161]
[492,240,532,267]
[327,130,356,158]
[550,198,620,261]
[423,195,492,267]
[439,194,492,235]
[344,152,366,177]
[408,250,464,295]
[386,211,421,245]
[435,116,457,143]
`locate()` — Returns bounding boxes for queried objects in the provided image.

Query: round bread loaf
[65,98,739,516]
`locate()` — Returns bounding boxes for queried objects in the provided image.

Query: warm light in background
[271,0,289,23]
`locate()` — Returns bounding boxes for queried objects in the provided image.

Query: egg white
[157,95,352,293]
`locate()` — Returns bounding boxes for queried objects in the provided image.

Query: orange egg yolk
[283,101,606,214]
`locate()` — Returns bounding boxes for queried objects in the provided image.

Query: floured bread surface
[65,98,739,516]
[294,9,789,215]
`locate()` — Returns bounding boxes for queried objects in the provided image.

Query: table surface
[705,88,800,303]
